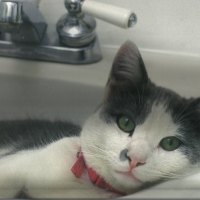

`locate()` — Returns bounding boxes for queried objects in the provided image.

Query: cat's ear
[106,41,148,88]
[104,41,149,100]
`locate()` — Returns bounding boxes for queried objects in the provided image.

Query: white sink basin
[0,46,199,198]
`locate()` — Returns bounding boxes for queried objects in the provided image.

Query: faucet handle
[0,1,23,24]
[82,0,137,29]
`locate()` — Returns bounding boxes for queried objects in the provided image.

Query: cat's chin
[111,170,142,190]
[115,170,142,183]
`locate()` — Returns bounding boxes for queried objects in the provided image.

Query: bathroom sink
[0,46,199,123]
[0,74,103,124]
[0,46,199,198]
[0,52,110,124]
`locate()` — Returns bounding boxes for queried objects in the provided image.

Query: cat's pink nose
[119,148,146,169]
[129,159,145,170]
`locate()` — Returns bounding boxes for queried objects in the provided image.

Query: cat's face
[81,41,200,193]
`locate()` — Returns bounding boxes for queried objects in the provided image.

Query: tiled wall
[40,0,200,55]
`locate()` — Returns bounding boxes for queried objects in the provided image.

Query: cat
[0,41,199,198]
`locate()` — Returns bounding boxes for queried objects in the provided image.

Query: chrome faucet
[0,0,47,43]
[0,1,23,24]
[0,0,137,64]
[57,0,96,47]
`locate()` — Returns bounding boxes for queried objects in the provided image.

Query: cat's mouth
[114,170,142,183]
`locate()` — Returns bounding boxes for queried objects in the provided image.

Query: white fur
[0,103,197,198]
[81,103,195,194]
[0,137,114,198]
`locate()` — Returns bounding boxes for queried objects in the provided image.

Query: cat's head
[81,41,200,193]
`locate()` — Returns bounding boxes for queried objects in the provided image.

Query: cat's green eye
[117,115,135,134]
[160,136,182,151]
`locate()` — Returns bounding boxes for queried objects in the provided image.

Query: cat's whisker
[176,110,194,123]
[85,144,117,157]
[85,149,114,159]
[85,145,185,179]
[141,171,182,180]
[84,149,121,168]
[85,152,118,165]
[173,103,194,124]
[85,143,192,182]
[140,167,187,180]
[175,103,191,121]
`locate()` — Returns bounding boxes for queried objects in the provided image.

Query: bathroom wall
[40,0,200,55]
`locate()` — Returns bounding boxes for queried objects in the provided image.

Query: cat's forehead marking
[133,103,179,143]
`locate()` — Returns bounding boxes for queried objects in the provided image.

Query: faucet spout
[0,0,47,43]
[0,1,23,24]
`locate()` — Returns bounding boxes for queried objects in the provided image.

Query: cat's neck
[71,150,125,195]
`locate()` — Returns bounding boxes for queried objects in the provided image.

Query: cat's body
[0,41,200,198]
[0,121,118,198]
[0,120,81,155]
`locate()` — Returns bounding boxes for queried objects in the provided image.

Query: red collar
[71,151,125,195]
